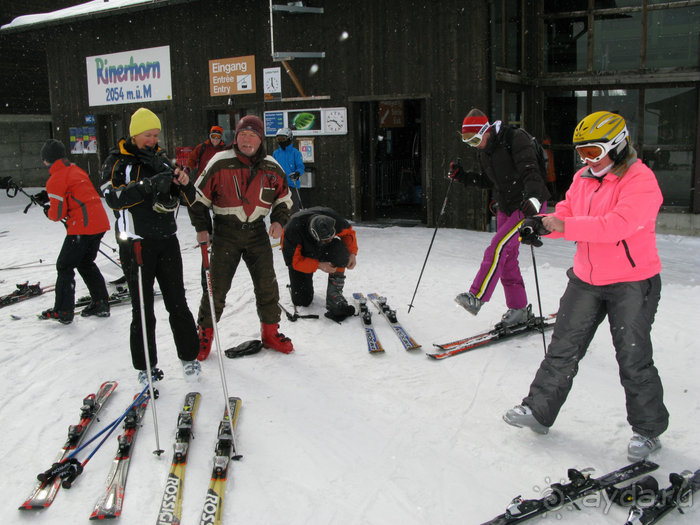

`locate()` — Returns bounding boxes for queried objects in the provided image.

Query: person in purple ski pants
[448,108,550,326]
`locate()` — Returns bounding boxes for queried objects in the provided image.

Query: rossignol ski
[352,292,384,353]
[622,468,700,525]
[156,392,202,525]
[1,281,54,308]
[429,309,557,360]
[19,380,118,509]
[481,460,659,524]
[89,392,150,520]
[199,397,243,525]
[367,293,421,350]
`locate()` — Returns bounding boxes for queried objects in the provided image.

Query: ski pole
[200,241,236,441]
[133,239,165,456]
[67,385,150,462]
[529,244,547,356]
[295,186,304,209]
[98,248,122,269]
[407,162,458,313]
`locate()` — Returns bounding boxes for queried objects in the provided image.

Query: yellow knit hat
[129,107,161,137]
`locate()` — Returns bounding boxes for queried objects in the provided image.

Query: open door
[356,99,424,224]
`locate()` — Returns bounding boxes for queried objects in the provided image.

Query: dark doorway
[356,99,424,224]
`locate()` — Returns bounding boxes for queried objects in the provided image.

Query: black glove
[521,197,542,217]
[153,173,174,195]
[289,171,301,181]
[42,203,51,217]
[519,216,550,247]
[139,173,173,195]
[34,190,50,205]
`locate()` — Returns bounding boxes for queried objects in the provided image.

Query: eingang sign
[86,46,173,107]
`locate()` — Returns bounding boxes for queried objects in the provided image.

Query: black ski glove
[519,216,550,247]
[34,190,50,205]
[289,171,301,181]
[139,173,173,196]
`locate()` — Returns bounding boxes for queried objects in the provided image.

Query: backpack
[503,125,548,182]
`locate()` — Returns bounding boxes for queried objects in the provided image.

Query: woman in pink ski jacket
[503,111,669,463]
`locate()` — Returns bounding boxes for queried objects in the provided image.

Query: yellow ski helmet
[572,111,629,163]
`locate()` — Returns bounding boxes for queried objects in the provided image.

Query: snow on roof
[1,0,170,32]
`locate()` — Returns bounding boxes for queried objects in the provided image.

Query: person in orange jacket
[37,139,111,324]
[281,206,358,322]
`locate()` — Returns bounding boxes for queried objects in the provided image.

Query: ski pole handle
[133,239,143,267]
[199,241,210,269]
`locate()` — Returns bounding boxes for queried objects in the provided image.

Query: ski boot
[503,404,549,434]
[261,323,294,354]
[197,325,214,360]
[39,308,74,325]
[325,272,355,322]
[81,299,111,318]
[455,292,482,315]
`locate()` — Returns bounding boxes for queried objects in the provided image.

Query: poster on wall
[69,126,97,154]
[85,46,172,107]
[298,138,314,162]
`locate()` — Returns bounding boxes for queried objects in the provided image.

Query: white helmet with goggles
[573,111,629,163]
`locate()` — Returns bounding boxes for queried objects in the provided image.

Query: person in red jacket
[186,125,228,177]
[504,111,668,462]
[38,139,111,324]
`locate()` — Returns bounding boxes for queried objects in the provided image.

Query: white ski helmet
[275,127,293,141]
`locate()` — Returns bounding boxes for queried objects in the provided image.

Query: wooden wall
[38,0,492,229]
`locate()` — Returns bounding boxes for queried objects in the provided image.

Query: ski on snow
[481,460,659,524]
[75,286,130,309]
[429,307,557,360]
[1,281,54,309]
[200,396,243,525]
[621,468,700,525]
[19,380,118,510]
[89,391,150,520]
[155,391,202,525]
[352,292,384,353]
[366,293,421,351]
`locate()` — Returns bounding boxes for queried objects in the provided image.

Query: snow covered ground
[1,190,698,525]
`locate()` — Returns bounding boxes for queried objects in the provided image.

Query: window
[493,0,522,71]
[646,7,700,69]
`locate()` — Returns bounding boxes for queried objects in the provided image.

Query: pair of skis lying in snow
[20,381,242,525]
[352,294,555,359]
[482,459,700,524]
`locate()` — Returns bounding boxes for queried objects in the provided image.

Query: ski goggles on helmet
[575,143,610,163]
[461,123,490,147]
[209,132,222,140]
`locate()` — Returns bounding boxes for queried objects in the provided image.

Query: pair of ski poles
[130,238,238,455]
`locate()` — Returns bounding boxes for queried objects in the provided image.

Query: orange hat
[210,125,224,136]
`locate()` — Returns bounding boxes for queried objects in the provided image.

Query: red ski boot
[261,323,294,354]
[197,325,214,360]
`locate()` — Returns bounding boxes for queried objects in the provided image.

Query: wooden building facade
[2,0,699,231]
